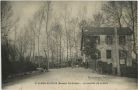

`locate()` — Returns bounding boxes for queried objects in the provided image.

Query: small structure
[81,27,133,75]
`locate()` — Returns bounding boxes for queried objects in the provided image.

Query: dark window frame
[119,50,127,59]
[106,35,113,45]
[119,35,126,45]
[97,50,101,59]
[106,50,112,59]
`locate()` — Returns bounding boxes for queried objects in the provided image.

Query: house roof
[83,27,132,35]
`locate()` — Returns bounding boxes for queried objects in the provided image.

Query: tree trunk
[45,2,50,70]
[38,36,40,67]
[59,35,62,67]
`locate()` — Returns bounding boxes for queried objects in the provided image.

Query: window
[119,36,126,45]
[97,50,101,59]
[106,50,112,59]
[92,36,100,44]
[119,50,127,59]
[106,35,113,45]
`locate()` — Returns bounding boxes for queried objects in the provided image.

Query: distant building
[81,27,133,75]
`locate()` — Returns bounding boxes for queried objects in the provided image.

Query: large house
[81,27,133,75]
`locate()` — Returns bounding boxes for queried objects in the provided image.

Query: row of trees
[23,2,84,67]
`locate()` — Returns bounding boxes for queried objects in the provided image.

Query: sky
[10,1,103,28]
[8,1,104,41]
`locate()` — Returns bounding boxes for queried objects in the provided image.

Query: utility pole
[114,27,121,76]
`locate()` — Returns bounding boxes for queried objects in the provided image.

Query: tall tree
[28,20,37,61]
[122,1,137,62]
[43,1,51,70]
[29,5,45,66]
[51,19,62,67]
[69,17,79,60]
[62,5,71,62]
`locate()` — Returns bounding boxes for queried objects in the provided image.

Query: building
[81,27,133,75]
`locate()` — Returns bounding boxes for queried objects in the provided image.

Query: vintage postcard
[1,0,138,90]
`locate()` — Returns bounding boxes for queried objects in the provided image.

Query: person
[86,61,88,68]
[71,60,74,68]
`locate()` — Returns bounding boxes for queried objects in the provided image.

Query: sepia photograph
[1,0,138,90]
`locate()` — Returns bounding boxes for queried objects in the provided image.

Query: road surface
[3,67,137,90]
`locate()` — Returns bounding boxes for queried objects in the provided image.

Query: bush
[2,41,14,80]
[2,37,37,81]
[12,60,37,74]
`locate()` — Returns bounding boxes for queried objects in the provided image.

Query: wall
[97,35,132,67]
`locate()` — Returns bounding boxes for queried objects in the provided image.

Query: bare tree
[26,5,45,66]
[51,18,62,67]
[62,5,71,62]
[28,20,37,61]
[78,5,88,53]
[1,1,13,38]
[93,12,105,27]
[16,29,28,59]
[35,8,43,59]
[102,1,123,28]
[69,18,79,60]
[78,5,87,21]
[43,1,52,70]
[122,1,137,62]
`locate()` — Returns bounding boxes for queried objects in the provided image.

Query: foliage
[83,36,100,59]
[2,40,37,80]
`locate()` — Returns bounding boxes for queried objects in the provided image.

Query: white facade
[96,34,132,67]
